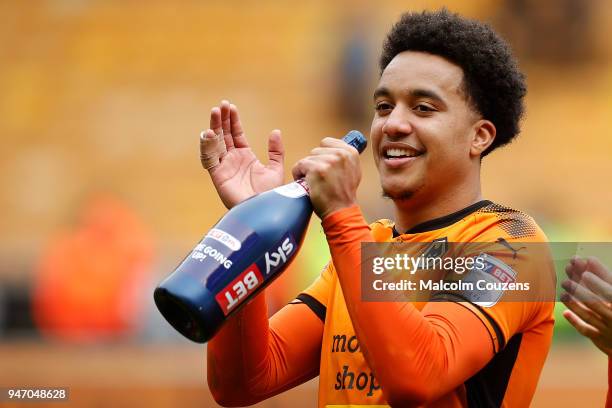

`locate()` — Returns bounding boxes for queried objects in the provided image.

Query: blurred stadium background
[1,0,611,406]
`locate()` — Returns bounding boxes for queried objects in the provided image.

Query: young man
[202,10,555,407]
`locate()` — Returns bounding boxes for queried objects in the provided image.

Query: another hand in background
[562,256,612,356]
[200,100,285,209]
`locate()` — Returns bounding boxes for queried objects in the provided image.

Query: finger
[562,278,599,302]
[209,107,227,158]
[320,136,349,148]
[586,257,612,282]
[561,292,607,332]
[565,264,576,281]
[229,104,249,148]
[292,159,308,181]
[200,129,221,171]
[267,129,284,170]
[292,154,338,181]
[562,280,612,323]
[310,146,345,156]
[220,100,234,150]
[562,309,601,339]
[209,106,223,135]
[291,157,320,181]
[566,256,588,281]
[582,271,612,303]
[316,145,357,162]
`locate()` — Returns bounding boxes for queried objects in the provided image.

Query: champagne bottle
[154,131,367,343]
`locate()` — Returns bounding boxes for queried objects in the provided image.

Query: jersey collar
[392,200,492,237]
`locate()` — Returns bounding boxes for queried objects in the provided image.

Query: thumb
[267,129,284,168]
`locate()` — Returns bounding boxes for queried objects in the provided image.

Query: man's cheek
[371,146,381,166]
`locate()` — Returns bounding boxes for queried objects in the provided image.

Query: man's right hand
[200,100,285,209]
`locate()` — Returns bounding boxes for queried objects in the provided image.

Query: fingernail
[200,131,206,140]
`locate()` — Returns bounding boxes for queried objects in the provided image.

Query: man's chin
[381,188,415,201]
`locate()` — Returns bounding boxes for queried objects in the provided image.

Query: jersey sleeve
[292,261,335,323]
[208,290,324,405]
[294,218,393,322]
[430,229,556,352]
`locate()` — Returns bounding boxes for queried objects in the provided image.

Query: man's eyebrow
[409,88,445,104]
[373,87,391,100]
[373,87,447,105]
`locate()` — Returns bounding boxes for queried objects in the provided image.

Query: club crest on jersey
[264,235,296,275]
[422,237,449,259]
[411,237,449,273]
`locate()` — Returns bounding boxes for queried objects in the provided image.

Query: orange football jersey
[298,200,555,407]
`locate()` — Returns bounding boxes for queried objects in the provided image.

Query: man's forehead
[378,51,464,96]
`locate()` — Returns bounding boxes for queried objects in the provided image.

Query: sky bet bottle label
[215,262,264,315]
[213,233,297,315]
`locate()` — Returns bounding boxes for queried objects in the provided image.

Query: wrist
[321,204,372,247]
[317,200,358,220]
[221,192,256,210]
[321,204,363,225]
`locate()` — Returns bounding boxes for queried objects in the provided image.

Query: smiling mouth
[383,148,424,160]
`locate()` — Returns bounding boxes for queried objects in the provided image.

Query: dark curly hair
[380,9,526,156]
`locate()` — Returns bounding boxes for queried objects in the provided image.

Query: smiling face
[371,51,489,202]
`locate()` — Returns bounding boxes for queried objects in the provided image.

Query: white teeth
[386,148,415,158]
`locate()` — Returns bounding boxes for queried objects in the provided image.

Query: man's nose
[381,106,413,138]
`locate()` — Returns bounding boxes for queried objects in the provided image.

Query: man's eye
[414,104,435,112]
[375,102,393,113]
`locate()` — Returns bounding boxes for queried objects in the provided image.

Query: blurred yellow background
[0,1,611,407]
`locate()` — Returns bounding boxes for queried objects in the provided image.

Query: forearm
[207,293,322,406]
[323,206,492,405]
[207,294,271,406]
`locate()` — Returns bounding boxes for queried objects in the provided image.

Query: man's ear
[470,120,496,157]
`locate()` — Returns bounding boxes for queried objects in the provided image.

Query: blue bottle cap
[342,130,367,154]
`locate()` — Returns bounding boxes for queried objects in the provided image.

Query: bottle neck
[295,179,310,195]
[272,180,310,199]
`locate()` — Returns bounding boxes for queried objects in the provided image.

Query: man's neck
[392,177,483,234]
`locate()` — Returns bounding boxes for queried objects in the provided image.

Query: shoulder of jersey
[370,219,395,242]
[473,202,548,242]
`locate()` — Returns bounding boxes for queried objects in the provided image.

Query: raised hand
[200,100,285,209]
[291,137,362,219]
[562,256,612,356]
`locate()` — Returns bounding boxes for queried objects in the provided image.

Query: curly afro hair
[380,9,526,156]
